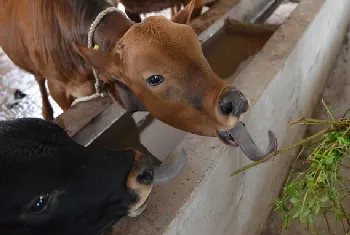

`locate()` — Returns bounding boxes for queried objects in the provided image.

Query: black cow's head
[0,118,178,235]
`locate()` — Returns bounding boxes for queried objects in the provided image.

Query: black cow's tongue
[153,149,187,185]
[220,122,278,161]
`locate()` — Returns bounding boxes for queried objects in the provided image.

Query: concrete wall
[110,0,350,234]
[223,1,350,234]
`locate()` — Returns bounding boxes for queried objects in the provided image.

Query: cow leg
[125,9,141,23]
[183,0,203,19]
[107,0,119,7]
[171,3,182,18]
[176,3,181,13]
[191,6,203,19]
[47,81,72,112]
[35,75,54,120]
[171,6,176,17]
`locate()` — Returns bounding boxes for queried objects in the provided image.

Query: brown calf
[0,0,276,160]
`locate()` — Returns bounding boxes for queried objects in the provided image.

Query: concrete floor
[0,47,62,120]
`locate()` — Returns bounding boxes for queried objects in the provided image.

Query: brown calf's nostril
[219,89,249,117]
[137,168,154,185]
[220,101,234,115]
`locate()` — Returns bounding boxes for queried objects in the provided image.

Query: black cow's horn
[153,149,187,185]
[229,122,277,161]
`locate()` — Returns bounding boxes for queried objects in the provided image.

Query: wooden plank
[53,96,112,137]
[71,102,126,147]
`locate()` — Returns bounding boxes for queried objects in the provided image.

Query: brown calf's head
[75,0,276,161]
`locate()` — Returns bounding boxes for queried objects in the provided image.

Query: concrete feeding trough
[54,0,350,234]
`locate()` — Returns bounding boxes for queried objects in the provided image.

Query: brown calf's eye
[147,75,164,87]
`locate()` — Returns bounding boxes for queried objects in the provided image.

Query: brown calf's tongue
[152,123,277,184]
[153,149,187,185]
[229,122,277,161]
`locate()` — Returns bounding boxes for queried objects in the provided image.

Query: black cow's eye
[147,75,164,87]
[28,193,52,214]
[22,191,60,224]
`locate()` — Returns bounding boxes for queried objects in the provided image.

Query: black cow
[0,118,185,235]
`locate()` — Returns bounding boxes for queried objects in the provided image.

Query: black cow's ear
[107,80,146,113]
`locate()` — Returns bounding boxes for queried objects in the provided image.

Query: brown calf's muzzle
[216,87,277,162]
[219,87,249,118]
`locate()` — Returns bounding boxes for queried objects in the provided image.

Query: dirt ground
[263,26,350,235]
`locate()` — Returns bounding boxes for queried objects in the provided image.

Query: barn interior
[1,0,350,234]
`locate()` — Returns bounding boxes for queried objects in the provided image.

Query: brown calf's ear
[72,43,121,77]
[72,43,147,113]
[171,0,195,24]
[108,80,147,113]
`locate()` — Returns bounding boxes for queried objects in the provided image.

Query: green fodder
[232,100,350,234]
